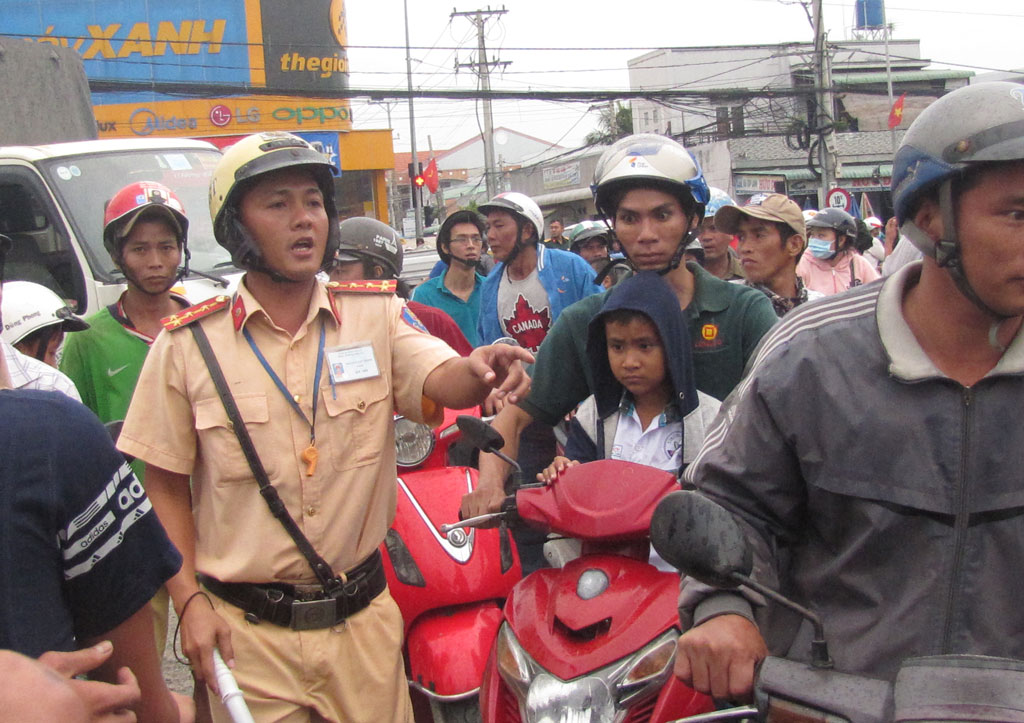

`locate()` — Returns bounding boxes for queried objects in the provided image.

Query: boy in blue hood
[539,272,721,482]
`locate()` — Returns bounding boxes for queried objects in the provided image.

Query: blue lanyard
[243,320,326,445]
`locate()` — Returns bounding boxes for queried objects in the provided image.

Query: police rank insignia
[161,295,230,331]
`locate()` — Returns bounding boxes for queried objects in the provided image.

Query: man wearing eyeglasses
[412,209,489,347]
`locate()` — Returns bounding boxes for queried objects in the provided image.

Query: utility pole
[812,0,837,208]
[883,23,896,156]
[452,6,509,200]
[404,0,423,240]
[371,99,401,227]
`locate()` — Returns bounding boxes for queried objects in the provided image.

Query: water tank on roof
[855,0,886,28]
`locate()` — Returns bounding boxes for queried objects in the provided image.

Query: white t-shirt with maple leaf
[497,268,552,353]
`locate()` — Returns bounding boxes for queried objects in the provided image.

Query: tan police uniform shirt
[118,279,459,584]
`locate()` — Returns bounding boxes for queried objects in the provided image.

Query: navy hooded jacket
[564,272,701,465]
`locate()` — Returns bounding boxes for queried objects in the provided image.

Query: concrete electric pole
[812,0,838,208]
[452,6,510,200]
[404,0,424,240]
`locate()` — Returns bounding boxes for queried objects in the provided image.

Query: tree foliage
[585,102,634,146]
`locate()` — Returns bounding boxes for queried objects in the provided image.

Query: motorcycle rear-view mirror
[456,415,506,454]
[650,490,752,588]
[653,491,835,668]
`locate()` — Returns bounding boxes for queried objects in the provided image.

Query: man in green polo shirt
[461,134,777,519]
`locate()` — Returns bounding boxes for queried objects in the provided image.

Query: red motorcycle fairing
[407,602,505,698]
[383,466,521,635]
[503,554,681,682]
[514,459,679,542]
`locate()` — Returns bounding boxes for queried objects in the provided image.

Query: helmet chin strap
[227,216,309,284]
[930,180,1014,351]
[117,241,190,296]
[597,201,701,276]
[655,231,694,276]
[451,255,479,269]
[501,218,532,269]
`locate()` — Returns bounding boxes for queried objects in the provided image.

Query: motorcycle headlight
[615,631,678,707]
[496,623,679,723]
[394,416,434,467]
[496,622,538,700]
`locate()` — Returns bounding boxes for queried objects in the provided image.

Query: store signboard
[6,0,352,137]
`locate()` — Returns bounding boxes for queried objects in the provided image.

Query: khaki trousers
[205,585,413,723]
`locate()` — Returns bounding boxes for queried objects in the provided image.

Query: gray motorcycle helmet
[891,82,1024,319]
[892,82,1024,262]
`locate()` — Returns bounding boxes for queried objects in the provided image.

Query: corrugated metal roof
[736,164,893,181]
[728,130,906,165]
[832,69,974,85]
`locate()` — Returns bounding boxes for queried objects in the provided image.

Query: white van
[0,137,240,315]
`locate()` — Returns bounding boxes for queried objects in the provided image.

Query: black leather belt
[198,550,386,630]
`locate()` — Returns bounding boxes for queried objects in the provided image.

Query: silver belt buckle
[290,598,336,630]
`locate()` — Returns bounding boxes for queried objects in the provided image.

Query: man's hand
[424,344,534,411]
[466,344,534,404]
[178,595,234,698]
[481,388,506,417]
[37,642,141,722]
[460,481,506,520]
[674,614,768,702]
[884,217,899,256]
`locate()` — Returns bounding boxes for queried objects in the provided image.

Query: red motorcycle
[383,408,523,722]
[448,417,714,723]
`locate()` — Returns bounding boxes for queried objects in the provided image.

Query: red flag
[888,93,907,130]
[422,157,440,194]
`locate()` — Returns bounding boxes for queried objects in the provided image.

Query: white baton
[212,649,255,723]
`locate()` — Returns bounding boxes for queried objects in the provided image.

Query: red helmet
[103,181,189,260]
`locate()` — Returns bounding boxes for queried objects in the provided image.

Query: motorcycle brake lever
[441,511,505,533]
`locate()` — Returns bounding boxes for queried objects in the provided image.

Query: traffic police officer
[118,132,532,722]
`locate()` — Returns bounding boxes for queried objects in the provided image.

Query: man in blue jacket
[477,192,601,352]
[476,191,601,573]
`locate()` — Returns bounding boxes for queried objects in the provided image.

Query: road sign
[825,188,852,212]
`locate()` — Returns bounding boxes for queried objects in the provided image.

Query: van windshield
[38,147,236,279]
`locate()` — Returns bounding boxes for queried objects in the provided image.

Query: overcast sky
[344,0,1023,155]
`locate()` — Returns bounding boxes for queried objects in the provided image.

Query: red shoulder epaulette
[161,295,231,331]
[326,280,397,294]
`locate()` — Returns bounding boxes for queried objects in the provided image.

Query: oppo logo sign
[271,105,351,126]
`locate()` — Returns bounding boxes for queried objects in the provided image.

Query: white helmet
[592,133,710,221]
[865,216,882,230]
[478,192,544,242]
[1,281,89,346]
[478,191,545,265]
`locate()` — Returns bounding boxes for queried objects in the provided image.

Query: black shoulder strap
[189,323,341,593]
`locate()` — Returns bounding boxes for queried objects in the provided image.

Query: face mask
[808,237,836,260]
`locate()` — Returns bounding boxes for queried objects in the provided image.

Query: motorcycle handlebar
[441,511,506,533]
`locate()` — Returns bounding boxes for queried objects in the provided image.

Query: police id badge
[326,343,380,384]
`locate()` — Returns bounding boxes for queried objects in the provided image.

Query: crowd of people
[2,79,1024,720]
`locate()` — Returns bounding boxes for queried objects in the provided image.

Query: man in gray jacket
[675,81,1024,700]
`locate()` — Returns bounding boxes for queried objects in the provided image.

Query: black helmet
[437,209,486,267]
[805,208,857,245]
[335,217,404,278]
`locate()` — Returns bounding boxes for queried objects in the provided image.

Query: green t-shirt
[519,263,778,426]
[60,306,153,479]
